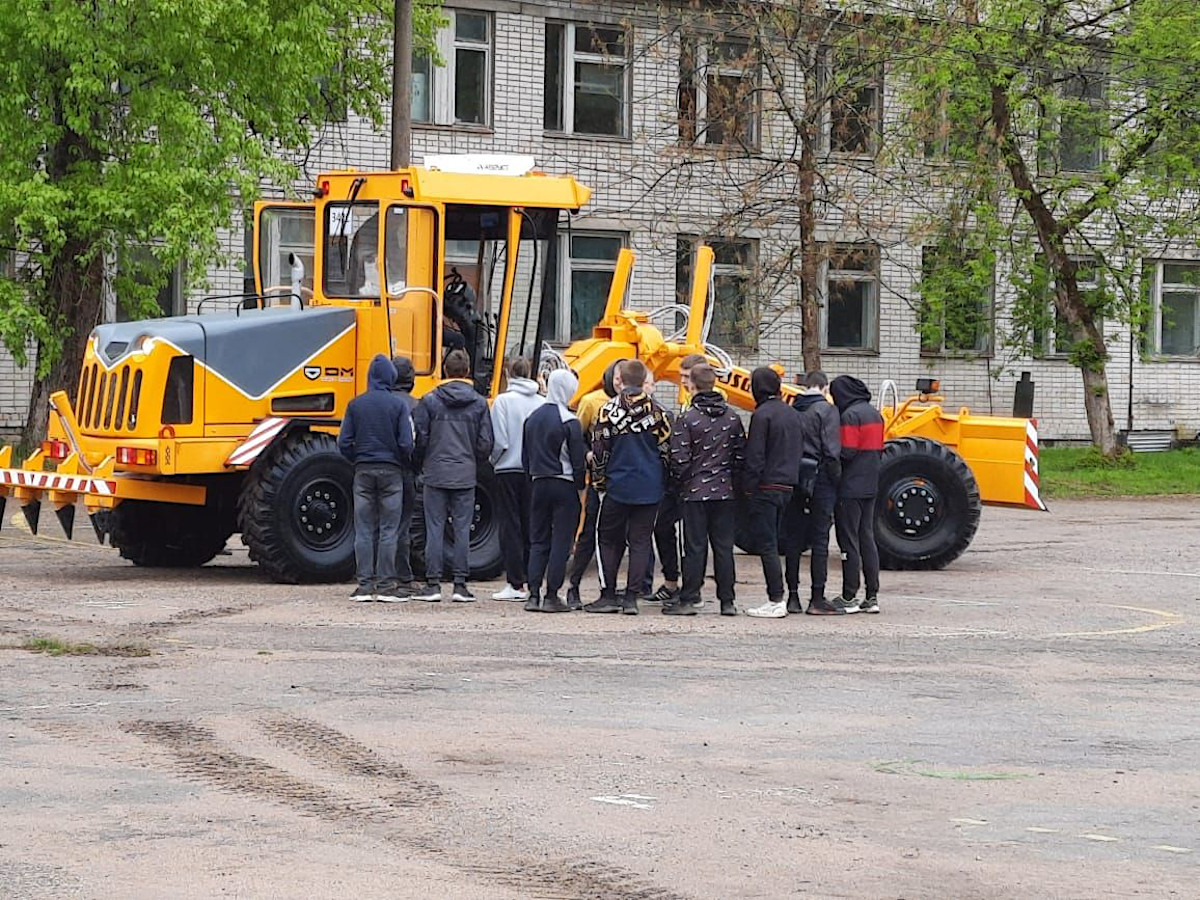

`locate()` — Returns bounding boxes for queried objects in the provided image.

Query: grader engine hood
[90,306,357,402]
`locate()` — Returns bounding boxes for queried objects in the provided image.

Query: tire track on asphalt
[125,715,691,900]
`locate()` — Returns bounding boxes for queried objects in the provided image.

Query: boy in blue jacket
[585,359,672,615]
[338,355,414,602]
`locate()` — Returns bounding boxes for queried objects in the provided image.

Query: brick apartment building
[2,1,1197,442]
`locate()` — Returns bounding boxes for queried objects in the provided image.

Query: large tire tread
[875,437,981,571]
[109,498,233,569]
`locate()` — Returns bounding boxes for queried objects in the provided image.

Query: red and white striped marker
[0,469,116,495]
[224,417,290,468]
[1024,418,1048,511]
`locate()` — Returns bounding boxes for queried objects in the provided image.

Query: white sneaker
[745,600,788,618]
[491,584,529,601]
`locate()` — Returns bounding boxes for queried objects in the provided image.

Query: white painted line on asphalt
[1152,845,1193,854]
[1025,827,1061,834]
[950,818,989,826]
[0,698,184,713]
[1081,833,1121,842]
[1075,566,1200,580]
[591,794,656,810]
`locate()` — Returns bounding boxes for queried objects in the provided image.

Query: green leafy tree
[896,0,1200,455]
[0,0,441,446]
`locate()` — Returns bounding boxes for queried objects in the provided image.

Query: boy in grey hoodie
[488,357,545,600]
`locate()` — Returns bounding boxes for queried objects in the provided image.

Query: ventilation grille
[76,362,144,432]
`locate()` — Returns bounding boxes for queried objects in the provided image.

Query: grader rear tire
[239,431,355,584]
[875,437,981,571]
[109,499,233,568]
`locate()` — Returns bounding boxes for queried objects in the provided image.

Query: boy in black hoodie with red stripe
[829,375,883,614]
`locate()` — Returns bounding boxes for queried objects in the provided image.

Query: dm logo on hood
[304,366,322,381]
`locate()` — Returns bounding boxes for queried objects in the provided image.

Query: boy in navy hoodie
[585,359,672,615]
[338,355,414,602]
[521,369,588,613]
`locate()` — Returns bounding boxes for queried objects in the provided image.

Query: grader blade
[22,499,41,535]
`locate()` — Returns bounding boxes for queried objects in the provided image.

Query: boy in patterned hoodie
[585,359,672,615]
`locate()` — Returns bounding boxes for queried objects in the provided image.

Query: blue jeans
[423,484,474,583]
[353,464,405,590]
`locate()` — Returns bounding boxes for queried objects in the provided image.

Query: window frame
[678,35,759,149]
[1146,260,1200,359]
[821,243,880,352]
[544,21,631,138]
[917,245,995,357]
[413,9,493,128]
[819,47,884,157]
[553,230,628,343]
[676,236,759,352]
[1034,256,1101,359]
[1055,65,1108,174]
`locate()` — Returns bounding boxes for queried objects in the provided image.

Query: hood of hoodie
[368,354,397,391]
[691,390,729,417]
[602,359,626,397]
[435,378,482,408]
[391,356,415,392]
[507,377,539,397]
[793,391,830,413]
[830,375,871,412]
[750,367,781,406]
[545,369,578,415]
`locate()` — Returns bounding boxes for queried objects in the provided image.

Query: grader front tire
[875,437,981,571]
[239,431,356,584]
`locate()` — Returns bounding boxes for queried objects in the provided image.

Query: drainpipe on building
[391,0,413,169]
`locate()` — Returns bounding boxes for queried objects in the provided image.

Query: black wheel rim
[886,477,943,538]
[294,476,351,550]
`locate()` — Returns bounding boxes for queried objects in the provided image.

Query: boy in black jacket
[666,364,745,616]
[521,369,588,613]
[743,367,805,618]
[338,355,414,603]
[785,371,853,615]
[411,349,494,603]
[830,375,883,614]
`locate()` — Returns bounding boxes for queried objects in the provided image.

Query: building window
[821,48,882,155]
[1057,67,1106,173]
[555,232,626,342]
[116,248,185,321]
[414,10,492,127]
[823,244,878,351]
[544,22,629,137]
[917,245,993,355]
[1145,261,1200,357]
[678,37,758,148]
[1034,257,1101,358]
[676,237,758,351]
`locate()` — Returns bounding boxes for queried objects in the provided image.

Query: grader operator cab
[0,160,1044,584]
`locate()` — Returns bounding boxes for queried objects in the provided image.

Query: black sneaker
[662,601,697,616]
[566,585,582,611]
[524,592,542,612]
[786,593,804,615]
[859,595,880,614]
[413,583,442,602]
[583,596,622,614]
[647,584,679,604]
[451,584,475,603]
[806,596,860,615]
[350,585,376,602]
[621,596,640,615]
[376,582,411,603]
[720,600,737,616]
[541,594,571,613]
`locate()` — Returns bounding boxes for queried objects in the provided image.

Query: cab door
[383,203,441,383]
[254,202,316,307]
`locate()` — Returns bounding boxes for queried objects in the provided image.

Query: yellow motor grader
[0,161,1044,582]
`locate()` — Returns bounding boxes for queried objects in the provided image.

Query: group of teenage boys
[339,349,883,617]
